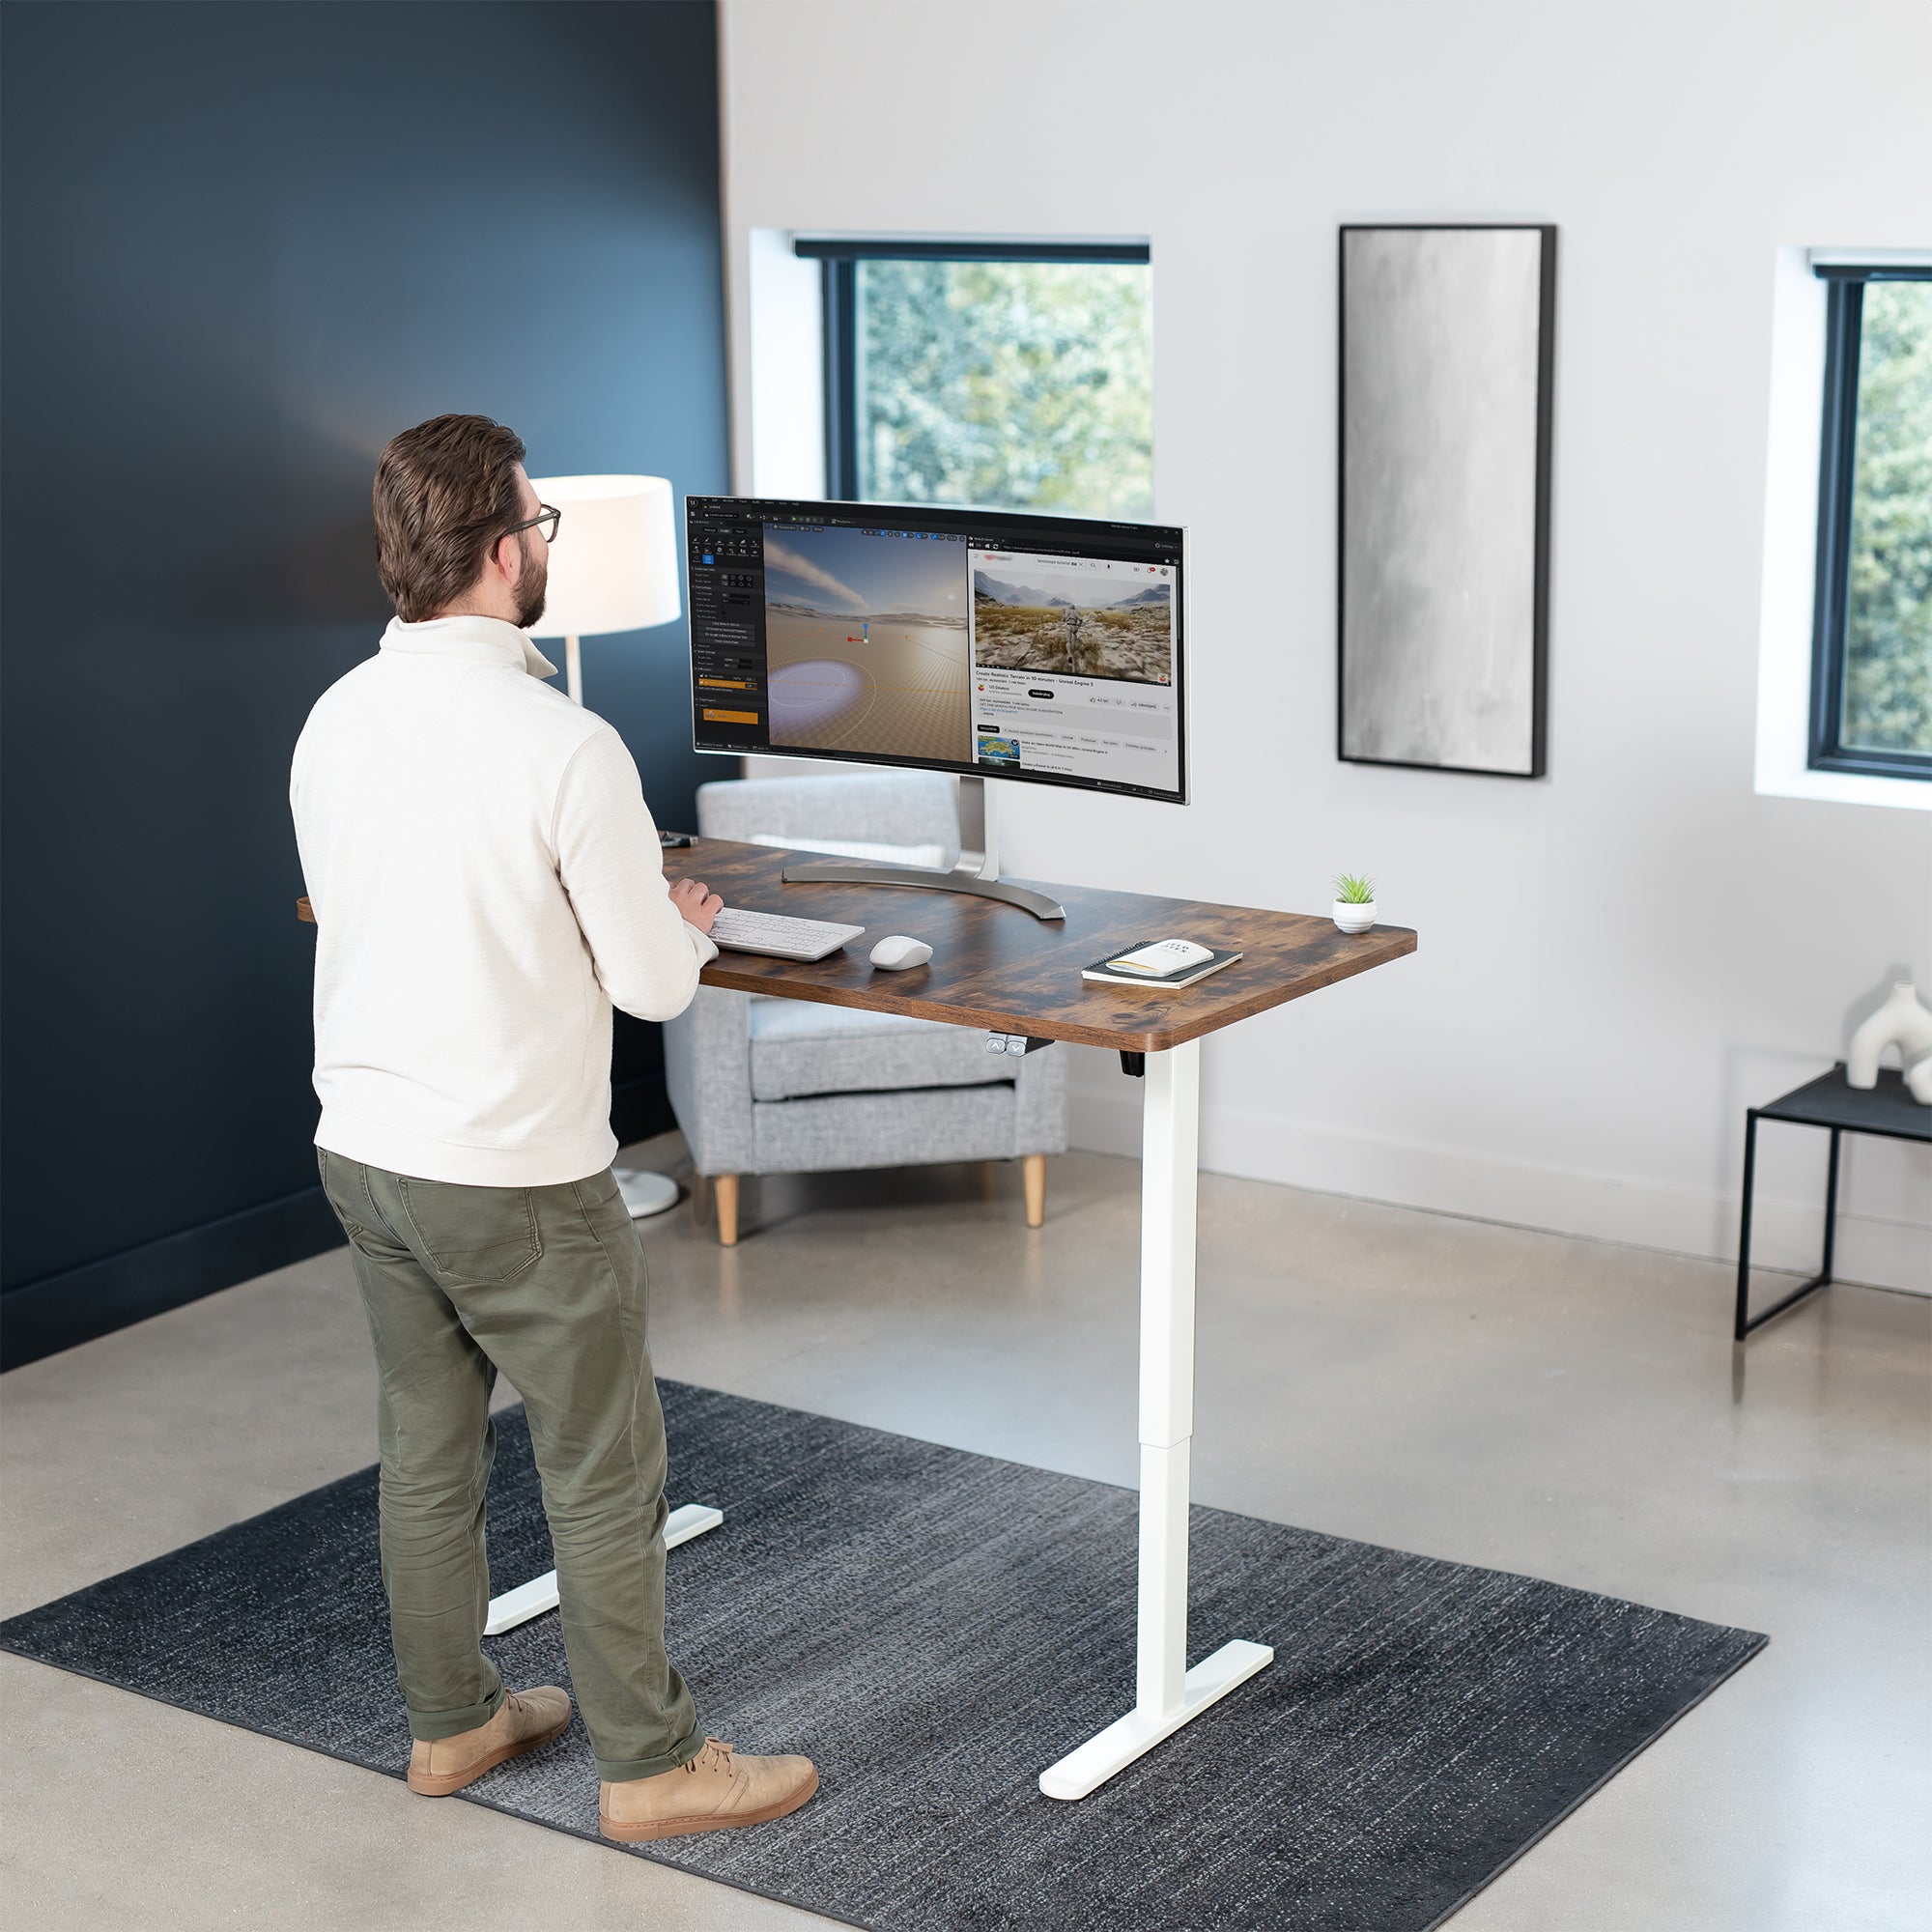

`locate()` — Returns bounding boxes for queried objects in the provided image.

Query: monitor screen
[685,497,1186,804]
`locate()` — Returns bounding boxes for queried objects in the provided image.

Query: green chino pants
[317,1150,702,1783]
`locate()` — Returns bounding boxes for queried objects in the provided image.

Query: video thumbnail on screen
[971,563,1173,685]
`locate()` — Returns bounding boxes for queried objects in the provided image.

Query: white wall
[718,0,1932,1293]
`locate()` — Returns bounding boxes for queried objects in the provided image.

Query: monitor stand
[781,774,1065,921]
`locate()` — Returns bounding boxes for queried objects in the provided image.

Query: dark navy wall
[0,1,727,1363]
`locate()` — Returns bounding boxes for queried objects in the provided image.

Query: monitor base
[779,861,1065,922]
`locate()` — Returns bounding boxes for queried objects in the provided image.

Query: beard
[512,529,549,630]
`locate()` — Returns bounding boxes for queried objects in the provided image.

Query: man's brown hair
[373,413,527,622]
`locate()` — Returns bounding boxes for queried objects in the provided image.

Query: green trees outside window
[850,259,1153,521]
[1841,280,1932,760]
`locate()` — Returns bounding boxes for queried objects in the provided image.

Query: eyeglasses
[502,504,562,545]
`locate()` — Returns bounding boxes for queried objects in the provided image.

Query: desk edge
[698,925,1417,1051]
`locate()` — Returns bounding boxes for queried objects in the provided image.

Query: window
[798,240,1152,520]
[1810,263,1932,780]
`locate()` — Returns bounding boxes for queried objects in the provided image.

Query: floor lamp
[527,472,685,1220]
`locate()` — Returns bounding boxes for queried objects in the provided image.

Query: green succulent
[1332,872,1377,904]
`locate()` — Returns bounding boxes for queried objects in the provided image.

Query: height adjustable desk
[662,838,1416,1799]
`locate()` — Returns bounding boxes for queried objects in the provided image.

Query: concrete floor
[2,1138,1926,1931]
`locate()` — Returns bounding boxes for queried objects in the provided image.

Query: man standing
[292,414,816,1842]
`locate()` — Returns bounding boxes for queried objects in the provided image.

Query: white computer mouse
[869,934,933,972]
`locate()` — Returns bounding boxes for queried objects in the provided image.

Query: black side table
[1736,1063,1930,1340]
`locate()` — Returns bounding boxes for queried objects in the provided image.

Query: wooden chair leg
[715,1174,740,1247]
[690,1170,712,1227]
[1023,1152,1046,1229]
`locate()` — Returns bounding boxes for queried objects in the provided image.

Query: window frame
[1808,261,1932,781]
[792,238,1152,503]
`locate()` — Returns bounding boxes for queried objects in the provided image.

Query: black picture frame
[1337,223,1556,779]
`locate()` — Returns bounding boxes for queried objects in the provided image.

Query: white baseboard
[1069,1091,1930,1297]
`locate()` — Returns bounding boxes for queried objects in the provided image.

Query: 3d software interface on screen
[686,498,1185,802]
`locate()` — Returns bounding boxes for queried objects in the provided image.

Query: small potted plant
[1332,872,1377,933]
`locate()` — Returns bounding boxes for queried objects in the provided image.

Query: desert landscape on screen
[970,566,1174,684]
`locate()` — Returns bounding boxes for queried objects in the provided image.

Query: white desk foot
[483,1502,724,1635]
[1037,1637,1274,1801]
[661,1502,726,1550]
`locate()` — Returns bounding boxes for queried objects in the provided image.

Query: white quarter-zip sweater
[291,614,717,1187]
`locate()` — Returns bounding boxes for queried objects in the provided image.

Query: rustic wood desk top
[665,838,1415,1054]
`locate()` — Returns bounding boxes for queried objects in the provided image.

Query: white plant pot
[1333,898,1377,934]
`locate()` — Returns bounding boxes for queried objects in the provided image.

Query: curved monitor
[686,497,1186,805]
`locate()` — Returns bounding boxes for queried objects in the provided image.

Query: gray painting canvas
[1340,226,1552,776]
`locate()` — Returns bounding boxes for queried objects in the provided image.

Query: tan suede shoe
[599,1736,819,1842]
[407,1686,573,1796]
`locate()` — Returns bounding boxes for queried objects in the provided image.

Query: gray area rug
[0,1381,1763,1930]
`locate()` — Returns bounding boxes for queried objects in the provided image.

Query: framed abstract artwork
[1338,224,1556,777]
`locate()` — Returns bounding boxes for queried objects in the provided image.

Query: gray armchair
[663,772,1068,1244]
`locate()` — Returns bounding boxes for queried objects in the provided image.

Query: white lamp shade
[525,474,680,638]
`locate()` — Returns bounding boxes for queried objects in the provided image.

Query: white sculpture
[1847,980,1932,1105]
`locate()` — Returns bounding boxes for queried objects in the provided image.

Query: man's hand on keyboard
[669,877,724,935]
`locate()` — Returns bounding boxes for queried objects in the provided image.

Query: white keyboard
[707,907,866,962]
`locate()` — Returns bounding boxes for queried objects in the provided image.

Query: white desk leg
[483,1502,724,1636]
[1039,1039,1273,1800]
